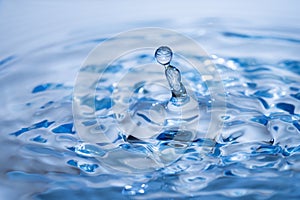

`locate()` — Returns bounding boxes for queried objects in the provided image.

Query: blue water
[1,1,300,200]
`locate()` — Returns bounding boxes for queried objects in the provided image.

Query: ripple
[0,55,16,66]
[2,18,300,200]
[222,31,300,44]
[32,83,72,93]
[52,123,75,134]
[10,120,54,137]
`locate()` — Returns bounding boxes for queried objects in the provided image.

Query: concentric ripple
[1,20,300,200]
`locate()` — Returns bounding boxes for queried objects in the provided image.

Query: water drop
[155,46,172,65]
[155,46,188,104]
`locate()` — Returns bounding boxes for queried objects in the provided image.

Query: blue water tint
[293,121,300,132]
[32,83,60,93]
[122,183,147,195]
[79,163,99,173]
[244,67,270,73]
[222,131,244,143]
[257,97,270,109]
[253,89,273,98]
[40,101,54,109]
[156,131,177,141]
[67,159,99,172]
[250,115,269,126]
[282,145,300,156]
[7,171,50,182]
[31,135,47,143]
[278,60,300,75]
[10,120,54,136]
[52,123,75,134]
[81,120,97,126]
[95,97,114,111]
[126,135,148,144]
[80,96,115,110]
[96,85,114,93]
[224,120,245,127]
[280,115,293,123]
[2,6,300,199]
[230,57,258,68]
[65,37,107,49]
[136,54,154,64]
[252,145,282,155]
[25,145,63,157]
[291,92,300,100]
[276,103,295,114]
[119,143,150,154]
[32,83,71,93]
[0,55,16,66]
[73,143,106,157]
[67,159,78,167]
[104,64,123,73]
[223,32,300,43]
[290,87,299,91]
[247,82,257,88]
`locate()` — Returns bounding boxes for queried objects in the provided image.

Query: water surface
[0,1,300,199]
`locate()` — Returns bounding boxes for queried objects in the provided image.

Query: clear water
[73,37,215,173]
[1,1,300,200]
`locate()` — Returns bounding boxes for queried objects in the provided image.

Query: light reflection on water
[0,1,300,199]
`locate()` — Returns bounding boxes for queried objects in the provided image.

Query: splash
[155,46,188,104]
